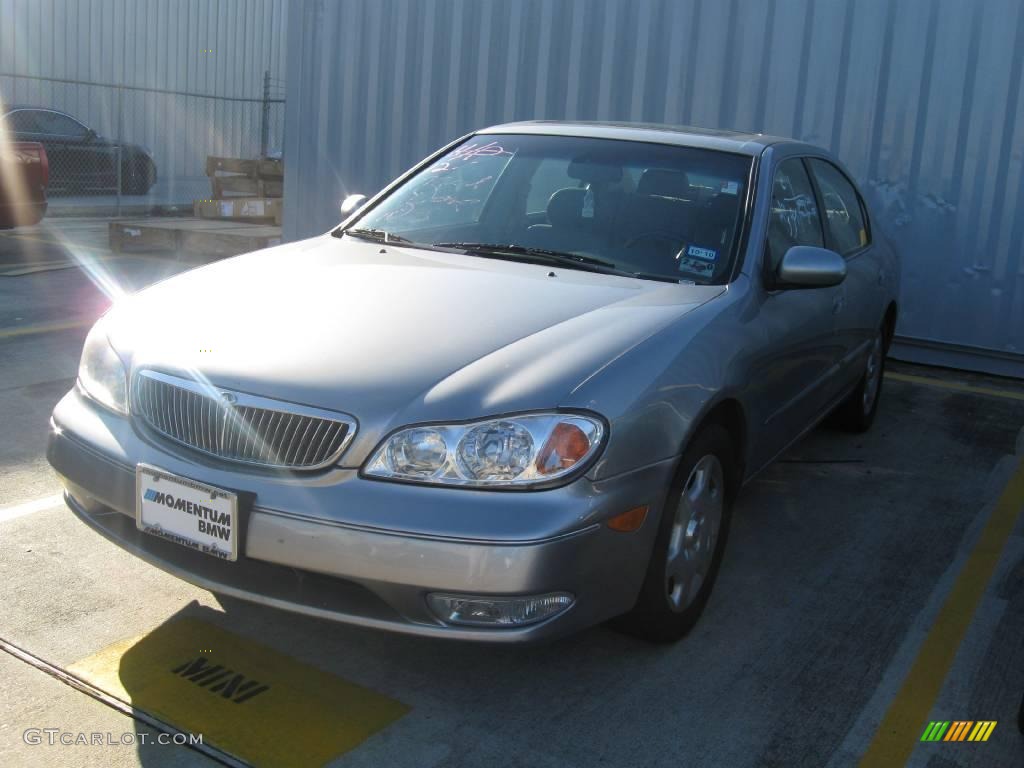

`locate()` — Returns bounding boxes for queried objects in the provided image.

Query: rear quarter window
[807,159,869,256]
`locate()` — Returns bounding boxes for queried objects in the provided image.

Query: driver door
[33,111,100,189]
[746,157,845,466]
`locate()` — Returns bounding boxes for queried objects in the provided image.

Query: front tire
[122,157,156,195]
[613,424,737,643]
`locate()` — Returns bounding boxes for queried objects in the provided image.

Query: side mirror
[340,194,367,217]
[776,246,846,288]
[84,128,97,142]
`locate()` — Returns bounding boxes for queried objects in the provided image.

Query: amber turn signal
[536,421,592,475]
[607,506,648,532]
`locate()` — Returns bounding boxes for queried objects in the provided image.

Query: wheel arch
[679,395,749,495]
[883,301,898,351]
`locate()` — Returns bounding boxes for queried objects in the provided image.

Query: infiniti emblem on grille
[220,392,238,405]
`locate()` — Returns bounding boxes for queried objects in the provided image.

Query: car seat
[525,187,604,254]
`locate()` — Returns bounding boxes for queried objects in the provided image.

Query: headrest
[637,168,690,198]
[547,188,585,228]
[568,158,623,183]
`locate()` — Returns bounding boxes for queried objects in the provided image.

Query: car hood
[111,235,724,462]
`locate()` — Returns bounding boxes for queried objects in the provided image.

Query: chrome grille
[132,371,355,470]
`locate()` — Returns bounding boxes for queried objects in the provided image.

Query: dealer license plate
[136,464,239,561]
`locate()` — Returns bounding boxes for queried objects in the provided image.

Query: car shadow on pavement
[105,597,669,767]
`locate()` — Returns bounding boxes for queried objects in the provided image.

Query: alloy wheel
[665,454,724,612]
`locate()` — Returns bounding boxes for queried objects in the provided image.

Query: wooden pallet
[109,218,281,258]
[193,197,283,225]
[206,156,283,179]
[211,176,283,199]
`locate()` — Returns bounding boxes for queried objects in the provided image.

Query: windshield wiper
[343,227,415,245]
[433,242,682,283]
[433,242,615,268]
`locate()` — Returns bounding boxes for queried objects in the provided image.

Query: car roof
[478,120,811,157]
[2,105,79,119]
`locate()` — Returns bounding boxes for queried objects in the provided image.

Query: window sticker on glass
[685,245,718,262]
[678,256,716,278]
[720,180,739,195]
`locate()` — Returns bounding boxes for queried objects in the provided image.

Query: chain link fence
[0,72,284,215]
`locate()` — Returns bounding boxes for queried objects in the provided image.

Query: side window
[766,158,823,274]
[526,158,576,214]
[33,111,88,137]
[807,159,868,256]
[7,111,40,132]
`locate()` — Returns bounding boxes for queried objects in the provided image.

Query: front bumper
[48,389,675,642]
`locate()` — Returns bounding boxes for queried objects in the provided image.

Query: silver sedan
[48,122,899,642]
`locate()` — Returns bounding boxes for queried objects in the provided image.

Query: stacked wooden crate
[194,156,284,226]
[109,155,284,258]
[109,218,282,258]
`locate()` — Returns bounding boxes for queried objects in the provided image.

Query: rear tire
[833,325,886,433]
[612,424,737,643]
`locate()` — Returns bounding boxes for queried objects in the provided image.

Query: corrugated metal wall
[286,0,1023,375]
[0,0,288,181]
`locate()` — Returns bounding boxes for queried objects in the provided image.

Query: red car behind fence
[0,141,49,228]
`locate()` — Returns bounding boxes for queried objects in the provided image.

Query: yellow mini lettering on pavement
[68,617,409,767]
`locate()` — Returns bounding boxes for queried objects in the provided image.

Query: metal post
[260,70,271,158]
[115,85,123,217]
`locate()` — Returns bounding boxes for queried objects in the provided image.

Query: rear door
[806,158,884,390]
[746,156,845,464]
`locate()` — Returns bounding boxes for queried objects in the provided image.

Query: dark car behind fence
[0,72,284,214]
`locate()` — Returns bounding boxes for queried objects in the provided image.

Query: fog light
[427,592,574,627]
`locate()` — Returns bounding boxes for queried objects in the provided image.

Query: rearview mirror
[340,194,367,217]
[776,246,846,288]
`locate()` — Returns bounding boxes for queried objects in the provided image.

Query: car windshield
[348,133,753,284]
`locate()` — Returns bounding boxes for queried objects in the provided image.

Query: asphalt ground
[1,219,1023,768]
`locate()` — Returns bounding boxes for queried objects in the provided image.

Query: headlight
[363,413,605,488]
[78,320,128,414]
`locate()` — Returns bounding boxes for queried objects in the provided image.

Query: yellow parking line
[0,319,92,339]
[886,371,1024,402]
[68,617,409,767]
[859,456,1024,765]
